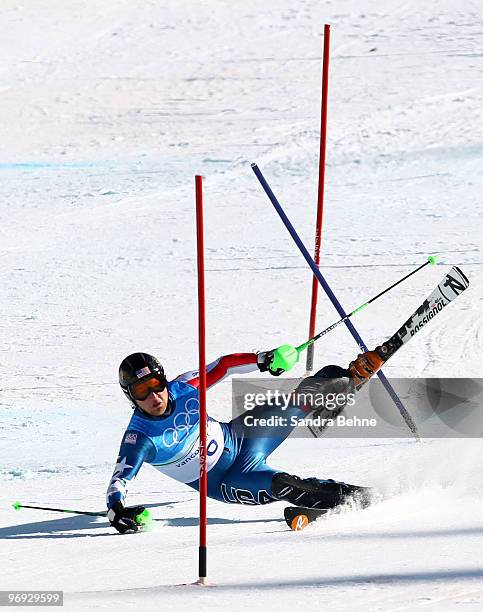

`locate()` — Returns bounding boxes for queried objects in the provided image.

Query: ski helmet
[119,352,166,406]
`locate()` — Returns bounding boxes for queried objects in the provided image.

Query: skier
[106,348,383,534]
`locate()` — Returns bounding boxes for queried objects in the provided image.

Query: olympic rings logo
[162,398,200,448]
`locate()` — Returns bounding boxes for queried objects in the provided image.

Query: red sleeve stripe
[179,353,258,388]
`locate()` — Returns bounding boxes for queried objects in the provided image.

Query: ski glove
[256,350,284,376]
[107,501,146,534]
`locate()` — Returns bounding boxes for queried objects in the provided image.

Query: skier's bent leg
[215,366,369,507]
[271,472,373,509]
[230,364,354,459]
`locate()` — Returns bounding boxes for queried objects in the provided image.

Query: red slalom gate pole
[306,23,330,373]
[195,175,208,584]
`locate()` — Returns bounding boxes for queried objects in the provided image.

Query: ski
[284,506,329,531]
[308,266,469,437]
[368,265,469,362]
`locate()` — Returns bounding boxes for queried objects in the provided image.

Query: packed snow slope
[1,0,482,610]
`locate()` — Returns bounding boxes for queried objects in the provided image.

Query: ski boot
[349,348,385,388]
[294,351,385,437]
[272,472,373,509]
[294,365,353,412]
[295,347,386,402]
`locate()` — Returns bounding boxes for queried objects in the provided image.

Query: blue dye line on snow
[0,162,98,170]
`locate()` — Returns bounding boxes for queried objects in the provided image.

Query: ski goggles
[129,375,167,401]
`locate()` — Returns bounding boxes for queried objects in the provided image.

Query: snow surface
[1,0,482,609]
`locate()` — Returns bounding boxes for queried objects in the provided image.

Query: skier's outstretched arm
[175,352,269,389]
[106,430,156,533]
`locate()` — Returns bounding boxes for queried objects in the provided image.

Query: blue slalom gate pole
[251,162,419,440]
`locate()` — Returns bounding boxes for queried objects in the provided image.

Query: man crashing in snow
[106,348,383,534]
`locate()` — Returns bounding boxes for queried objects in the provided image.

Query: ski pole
[297,256,437,351]
[11,501,152,526]
[269,256,437,373]
[12,501,105,516]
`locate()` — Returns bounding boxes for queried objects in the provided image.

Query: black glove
[107,502,146,534]
[256,350,284,376]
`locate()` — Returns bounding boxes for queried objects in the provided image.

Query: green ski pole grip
[269,344,299,373]
[135,508,152,526]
